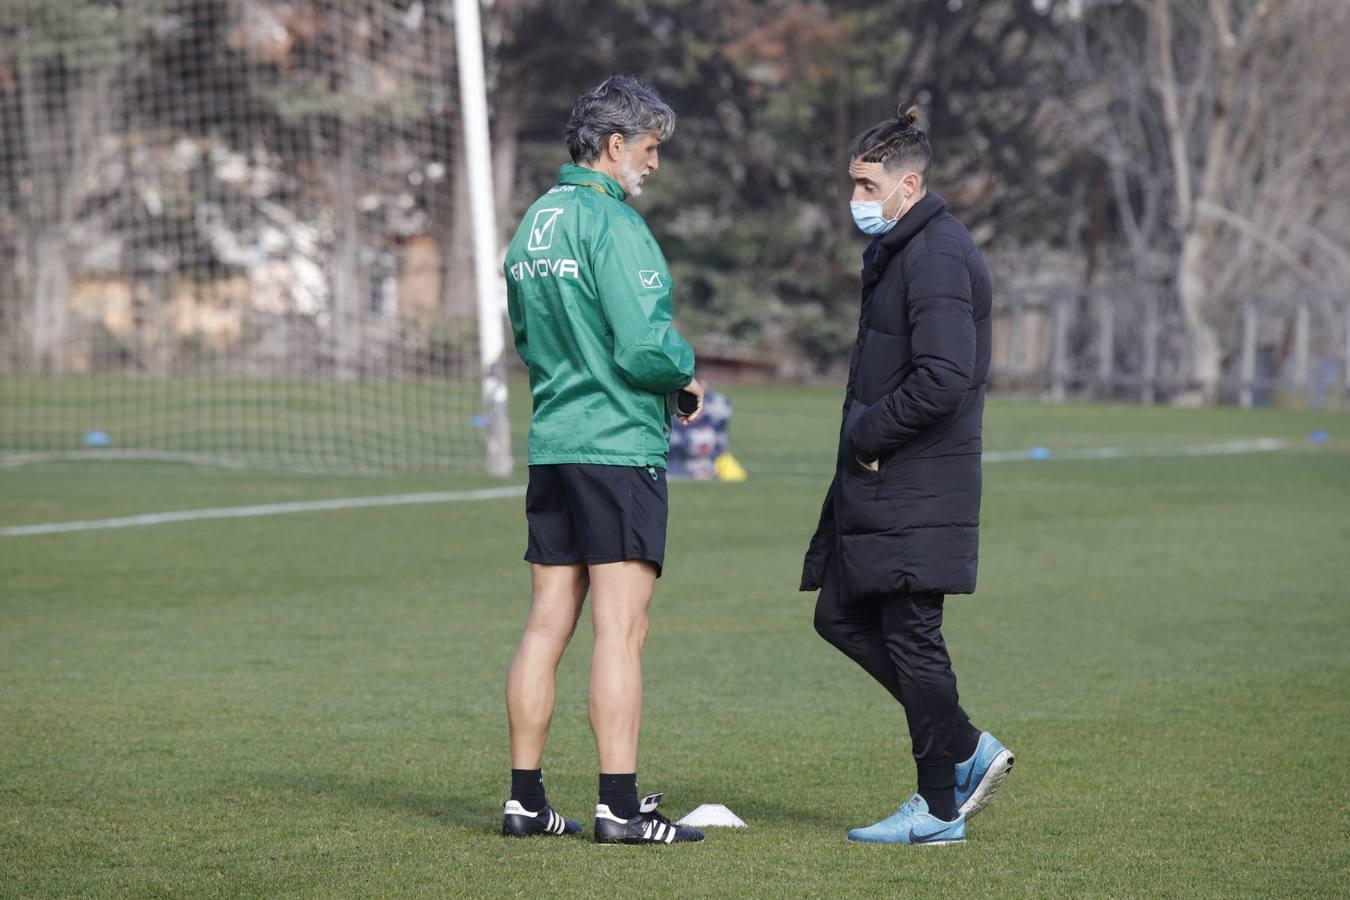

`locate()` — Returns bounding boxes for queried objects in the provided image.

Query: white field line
[981,437,1285,462]
[1,438,1287,538]
[0,449,256,469]
[0,449,460,476]
[0,486,526,538]
[749,437,1287,475]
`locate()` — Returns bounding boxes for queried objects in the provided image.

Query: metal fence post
[1344,300,1350,403]
[1293,299,1310,406]
[1096,290,1114,397]
[1142,291,1159,406]
[1239,299,1257,409]
[1050,292,1068,402]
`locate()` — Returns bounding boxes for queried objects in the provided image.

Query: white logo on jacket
[638,269,663,289]
[527,208,564,250]
[509,258,579,280]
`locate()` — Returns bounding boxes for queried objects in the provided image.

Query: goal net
[0,0,511,473]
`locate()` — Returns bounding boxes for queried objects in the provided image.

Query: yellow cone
[715,451,748,482]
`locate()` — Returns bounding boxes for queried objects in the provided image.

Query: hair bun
[898,104,921,127]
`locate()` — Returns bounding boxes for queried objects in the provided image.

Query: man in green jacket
[499,75,706,845]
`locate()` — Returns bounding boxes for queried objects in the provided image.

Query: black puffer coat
[801,192,992,599]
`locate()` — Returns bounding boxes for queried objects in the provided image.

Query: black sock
[955,721,983,762]
[510,768,546,812]
[599,772,639,819]
[917,763,958,821]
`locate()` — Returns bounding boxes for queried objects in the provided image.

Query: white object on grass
[677,804,747,828]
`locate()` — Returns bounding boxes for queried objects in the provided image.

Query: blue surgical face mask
[850,179,907,235]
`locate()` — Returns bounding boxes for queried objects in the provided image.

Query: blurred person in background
[666,389,746,481]
[801,105,1014,846]
[498,75,706,846]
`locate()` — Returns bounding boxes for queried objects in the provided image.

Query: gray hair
[564,75,677,165]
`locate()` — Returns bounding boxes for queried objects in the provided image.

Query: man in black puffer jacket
[801,106,1014,846]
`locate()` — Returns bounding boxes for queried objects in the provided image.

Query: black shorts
[524,464,668,576]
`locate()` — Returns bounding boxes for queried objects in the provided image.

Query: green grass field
[3,388,1349,897]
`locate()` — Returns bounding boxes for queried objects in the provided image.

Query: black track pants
[813,563,976,782]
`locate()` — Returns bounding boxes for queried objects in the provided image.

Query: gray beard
[619,163,645,197]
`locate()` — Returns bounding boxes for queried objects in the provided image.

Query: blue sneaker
[955,731,1015,818]
[846,794,965,845]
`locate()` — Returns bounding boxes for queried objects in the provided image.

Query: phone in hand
[668,389,699,417]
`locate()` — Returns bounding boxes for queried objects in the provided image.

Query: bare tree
[0,1,138,373]
[1058,0,1350,402]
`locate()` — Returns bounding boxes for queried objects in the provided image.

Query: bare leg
[506,563,588,770]
[587,560,656,773]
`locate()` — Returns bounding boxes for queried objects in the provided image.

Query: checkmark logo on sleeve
[526,208,564,251]
[638,269,663,289]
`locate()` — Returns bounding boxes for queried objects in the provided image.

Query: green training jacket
[504,163,696,468]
